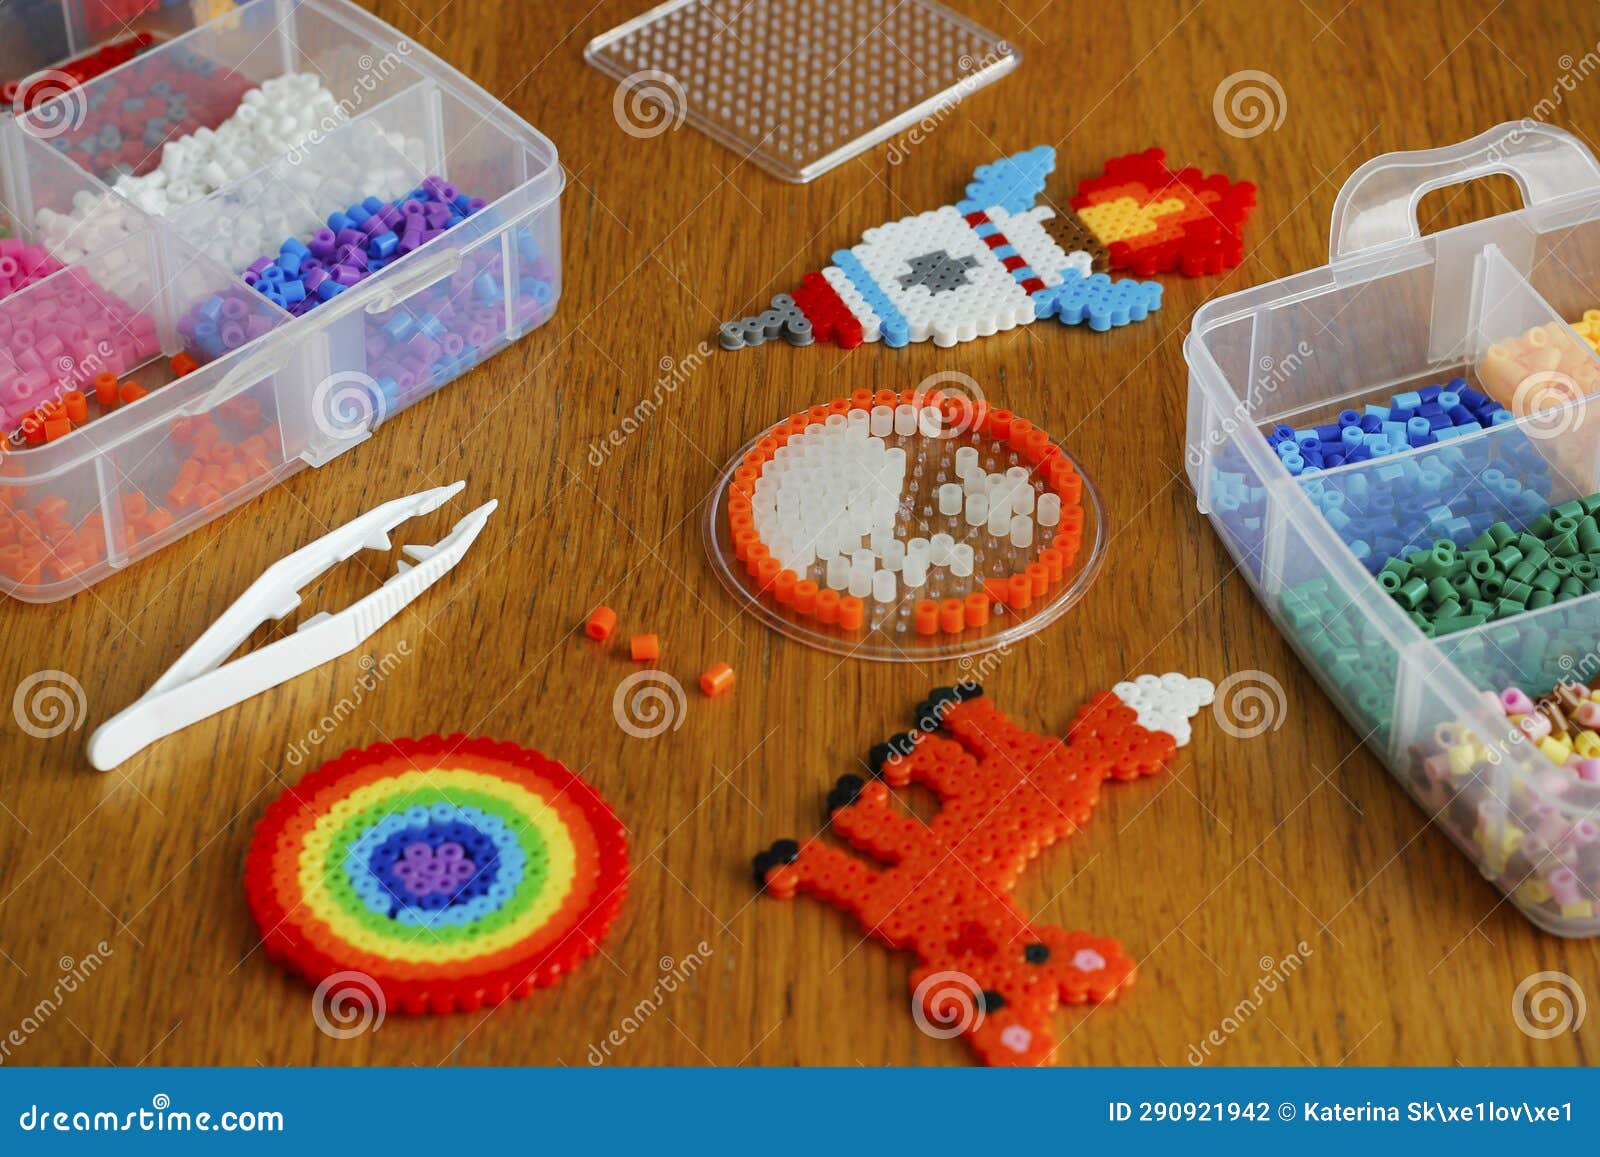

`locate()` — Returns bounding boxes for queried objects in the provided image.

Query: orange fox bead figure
[754,676,1213,1066]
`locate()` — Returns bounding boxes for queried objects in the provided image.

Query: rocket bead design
[720,146,1163,351]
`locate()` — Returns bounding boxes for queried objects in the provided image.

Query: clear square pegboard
[584,0,1019,183]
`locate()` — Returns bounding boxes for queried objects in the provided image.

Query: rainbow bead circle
[245,736,628,1014]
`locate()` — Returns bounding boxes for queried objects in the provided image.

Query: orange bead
[1038,547,1065,582]
[837,596,865,631]
[170,351,199,376]
[63,391,88,423]
[939,598,966,634]
[118,381,147,404]
[1007,574,1033,609]
[1027,563,1049,596]
[774,569,798,605]
[699,662,735,697]
[755,556,781,590]
[914,599,940,635]
[964,592,991,628]
[93,372,119,407]
[816,589,841,625]
[629,634,660,662]
[585,606,617,641]
[793,579,819,614]
[43,415,71,442]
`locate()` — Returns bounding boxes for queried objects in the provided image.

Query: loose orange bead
[93,372,119,407]
[63,391,88,423]
[629,634,660,662]
[700,662,735,697]
[585,606,618,641]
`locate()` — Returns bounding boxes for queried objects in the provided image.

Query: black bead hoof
[868,733,918,775]
[752,838,801,886]
[826,774,865,813]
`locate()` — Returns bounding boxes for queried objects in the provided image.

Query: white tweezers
[88,481,496,771]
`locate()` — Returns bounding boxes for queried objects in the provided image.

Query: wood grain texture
[3,0,1600,1068]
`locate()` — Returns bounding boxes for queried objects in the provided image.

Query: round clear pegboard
[704,390,1105,661]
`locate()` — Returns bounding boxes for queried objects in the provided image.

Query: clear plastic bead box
[1185,123,1600,936]
[0,0,563,602]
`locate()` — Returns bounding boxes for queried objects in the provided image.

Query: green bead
[1529,589,1555,609]
[1397,577,1428,609]
[1509,560,1537,584]
[1465,532,1496,553]
[1552,501,1583,521]
[1488,522,1517,547]
[1480,575,1505,598]
[1560,576,1585,600]
[1377,570,1403,593]
[1428,576,1456,603]
[1503,579,1533,602]
[1495,597,1526,618]
[1381,557,1413,582]
[1549,531,1580,556]
[1582,493,1600,514]
[1451,572,1480,600]
[1433,596,1462,620]
[1468,599,1495,617]
[1493,544,1524,570]
[1526,514,1554,537]
[1464,551,1495,580]
[1573,559,1598,580]
[1433,614,1488,632]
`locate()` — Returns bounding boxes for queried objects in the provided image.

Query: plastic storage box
[0,0,562,602]
[1186,123,1600,937]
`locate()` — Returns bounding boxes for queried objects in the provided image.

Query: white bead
[965,493,989,526]
[1037,493,1062,526]
[826,555,850,590]
[938,483,962,515]
[848,565,874,599]
[871,570,897,604]
[929,533,954,567]
[1010,515,1034,549]
[880,539,906,571]
[950,544,974,577]
[902,557,927,588]
[870,405,894,436]
[894,404,917,436]
[987,504,1011,537]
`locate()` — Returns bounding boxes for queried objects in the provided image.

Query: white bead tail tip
[1112,673,1216,748]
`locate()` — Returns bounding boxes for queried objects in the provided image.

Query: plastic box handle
[1328,122,1600,262]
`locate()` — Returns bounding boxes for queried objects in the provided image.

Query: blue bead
[368,230,399,258]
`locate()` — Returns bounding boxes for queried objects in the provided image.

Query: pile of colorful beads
[25,43,251,183]
[1376,493,1600,635]
[244,177,485,316]
[1265,379,1512,473]
[0,266,160,438]
[2,32,155,111]
[1408,680,1600,925]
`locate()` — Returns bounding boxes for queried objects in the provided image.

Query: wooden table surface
[4,0,1600,1068]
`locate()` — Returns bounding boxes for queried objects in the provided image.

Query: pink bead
[1570,758,1600,783]
[1575,701,1600,729]
[1519,713,1552,742]
[1548,867,1582,905]
[1500,687,1536,715]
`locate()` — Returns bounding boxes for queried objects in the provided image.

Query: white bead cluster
[34,192,147,299]
[110,74,347,216]
[750,411,1056,607]
[1112,673,1216,747]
